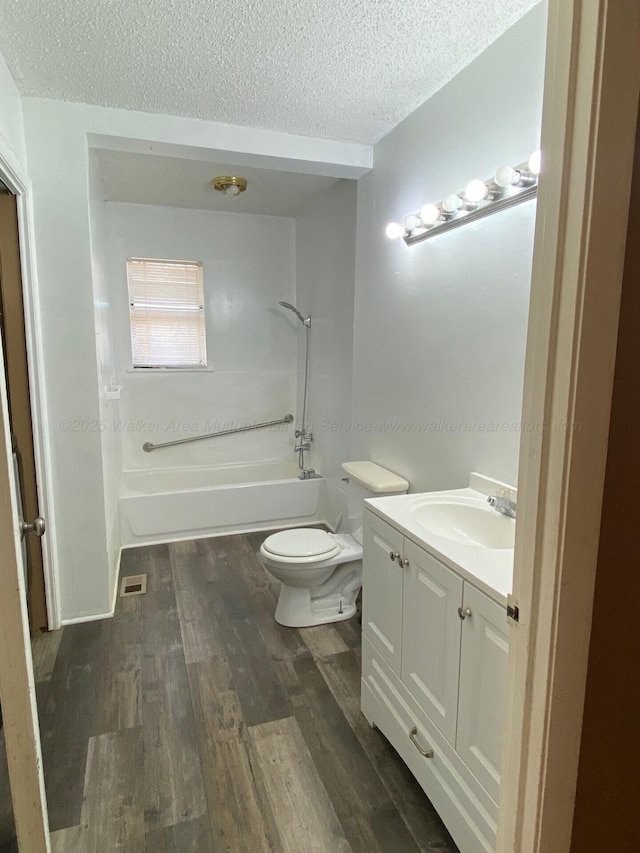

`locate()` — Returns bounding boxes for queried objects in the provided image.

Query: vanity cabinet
[456,583,508,804]
[402,539,463,745]
[361,507,509,853]
[362,515,404,671]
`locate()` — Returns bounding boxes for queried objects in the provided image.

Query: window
[126,258,207,369]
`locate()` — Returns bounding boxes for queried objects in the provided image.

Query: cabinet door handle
[457,607,472,620]
[409,726,434,758]
[390,551,401,563]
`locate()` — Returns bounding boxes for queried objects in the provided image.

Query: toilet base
[274,583,358,628]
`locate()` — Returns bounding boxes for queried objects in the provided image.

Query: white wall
[352,5,546,493]
[21,107,111,622]
[295,180,357,527]
[88,156,123,603]
[103,202,297,471]
[0,49,26,173]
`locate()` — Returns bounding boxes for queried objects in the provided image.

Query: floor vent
[119,574,147,597]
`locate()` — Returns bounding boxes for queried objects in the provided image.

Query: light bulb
[495,165,521,188]
[404,214,422,232]
[420,203,440,225]
[225,184,240,196]
[528,148,542,175]
[442,193,463,214]
[464,179,489,204]
[385,222,405,240]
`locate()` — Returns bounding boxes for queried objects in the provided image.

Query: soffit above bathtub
[93,149,343,217]
[1,0,540,145]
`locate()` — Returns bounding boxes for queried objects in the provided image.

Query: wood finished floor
[29,533,458,852]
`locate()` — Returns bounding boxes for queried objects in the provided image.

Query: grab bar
[142,413,294,453]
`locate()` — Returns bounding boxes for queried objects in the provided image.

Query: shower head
[279,301,311,327]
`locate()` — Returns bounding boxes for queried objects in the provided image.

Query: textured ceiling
[0,0,539,144]
[93,149,343,216]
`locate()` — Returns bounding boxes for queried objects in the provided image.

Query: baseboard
[60,546,122,627]
[109,546,123,614]
[61,609,114,626]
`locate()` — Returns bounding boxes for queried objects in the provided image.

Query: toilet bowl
[260,461,409,628]
[260,528,363,627]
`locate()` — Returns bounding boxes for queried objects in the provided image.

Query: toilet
[260,461,409,627]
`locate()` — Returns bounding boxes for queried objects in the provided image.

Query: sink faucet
[487,494,517,519]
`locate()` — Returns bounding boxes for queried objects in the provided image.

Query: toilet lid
[263,528,340,559]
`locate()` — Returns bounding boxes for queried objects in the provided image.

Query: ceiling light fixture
[385,150,541,246]
[212,176,248,197]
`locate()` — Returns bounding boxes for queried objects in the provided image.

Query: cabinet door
[456,583,509,803]
[362,510,405,674]
[401,540,463,745]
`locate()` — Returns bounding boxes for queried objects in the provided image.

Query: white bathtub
[119,460,322,546]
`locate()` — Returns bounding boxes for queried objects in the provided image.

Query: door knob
[20,516,46,541]
[390,551,401,562]
[457,607,472,620]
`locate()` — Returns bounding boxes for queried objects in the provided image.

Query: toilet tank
[341,461,409,545]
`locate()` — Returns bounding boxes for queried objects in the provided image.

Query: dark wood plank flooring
[32,532,457,851]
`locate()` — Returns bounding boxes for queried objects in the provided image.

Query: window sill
[126,368,215,375]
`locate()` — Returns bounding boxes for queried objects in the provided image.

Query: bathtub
[119,460,322,546]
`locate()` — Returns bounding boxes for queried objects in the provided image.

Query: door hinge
[506,593,520,625]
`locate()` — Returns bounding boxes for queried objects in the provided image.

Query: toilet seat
[262,528,341,564]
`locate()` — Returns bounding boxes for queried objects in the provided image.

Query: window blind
[126,258,207,368]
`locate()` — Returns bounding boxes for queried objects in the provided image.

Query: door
[0,198,50,847]
[456,583,509,804]
[0,192,47,632]
[401,539,463,745]
[362,510,405,674]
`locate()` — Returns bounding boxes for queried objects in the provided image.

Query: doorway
[0,188,47,633]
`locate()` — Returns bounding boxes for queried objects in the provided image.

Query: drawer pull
[409,726,434,759]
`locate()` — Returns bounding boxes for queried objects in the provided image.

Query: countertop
[364,487,514,605]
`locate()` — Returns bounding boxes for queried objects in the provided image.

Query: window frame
[125,256,208,371]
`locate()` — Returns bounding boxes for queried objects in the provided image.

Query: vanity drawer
[361,635,497,853]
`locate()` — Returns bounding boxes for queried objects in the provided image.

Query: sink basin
[409,497,515,549]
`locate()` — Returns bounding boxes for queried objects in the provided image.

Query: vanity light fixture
[420,203,440,225]
[386,221,406,239]
[528,148,542,175]
[442,193,464,215]
[385,149,541,246]
[495,165,521,188]
[464,179,490,204]
[212,175,248,197]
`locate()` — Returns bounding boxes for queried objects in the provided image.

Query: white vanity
[360,474,516,853]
